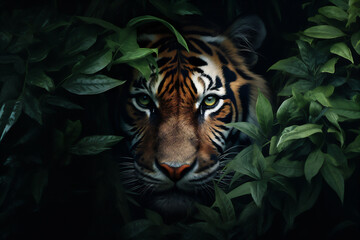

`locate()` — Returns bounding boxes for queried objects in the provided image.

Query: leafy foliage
[1,0,360,239]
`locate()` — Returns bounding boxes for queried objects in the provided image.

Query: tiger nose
[159,163,191,181]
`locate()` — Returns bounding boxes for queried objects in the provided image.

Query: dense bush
[0,0,359,239]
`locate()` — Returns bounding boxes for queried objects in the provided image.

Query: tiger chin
[117,15,269,221]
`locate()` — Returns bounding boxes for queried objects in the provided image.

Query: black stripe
[239,84,250,122]
[157,57,171,68]
[217,51,228,64]
[189,38,213,56]
[210,76,222,90]
[210,137,223,154]
[222,65,237,82]
[187,41,202,54]
[187,56,208,66]
[236,68,252,81]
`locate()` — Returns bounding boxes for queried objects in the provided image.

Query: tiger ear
[226,15,266,66]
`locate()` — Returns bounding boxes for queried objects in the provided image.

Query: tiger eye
[204,95,217,107]
[137,94,151,107]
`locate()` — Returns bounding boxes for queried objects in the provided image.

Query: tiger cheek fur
[119,15,269,218]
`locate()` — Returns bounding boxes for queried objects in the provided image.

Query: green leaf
[113,48,158,64]
[145,209,163,225]
[346,135,360,153]
[127,15,189,51]
[330,42,354,63]
[277,124,323,150]
[309,101,323,118]
[303,25,345,39]
[328,98,360,119]
[321,160,344,203]
[195,203,222,225]
[150,0,202,19]
[69,135,123,155]
[318,6,348,21]
[0,100,22,142]
[26,69,55,92]
[76,16,123,32]
[250,180,267,207]
[329,0,349,10]
[276,97,303,124]
[304,149,325,183]
[226,145,265,179]
[320,57,339,73]
[227,122,263,143]
[328,128,345,147]
[72,49,112,74]
[62,74,125,95]
[22,89,42,124]
[256,92,273,136]
[272,157,304,177]
[45,96,84,110]
[65,120,82,145]
[213,185,235,222]
[268,56,308,77]
[64,25,97,55]
[31,168,48,204]
[347,4,360,27]
[297,179,322,214]
[351,31,360,55]
[305,85,334,107]
[119,219,154,240]
[126,57,153,80]
[269,175,297,200]
[227,182,251,199]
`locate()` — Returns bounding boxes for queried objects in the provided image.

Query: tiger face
[119,16,268,217]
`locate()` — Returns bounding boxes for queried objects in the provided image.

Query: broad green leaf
[272,157,304,177]
[145,209,163,225]
[305,85,334,107]
[113,48,158,63]
[325,111,341,130]
[320,57,339,73]
[329,0,349,10]
[309,101,323,118]
[250,180,267,207]
[304,149,325,183]
[346,135,360,153]
[69,135,123,155]
[64,25,97,55]
[119,219,154,240]
[227,122,263,143]
[22,89,42,124]
[347,4,360,27]
[45,96,84,110]
[321,160,344,203]
[213,185,235,222]
[126,57,153,80]
[150,0,202,19]
[72,49,112,74]
[226,145,265,179]
[62,74,125,95]
[269,135,278,155]
[303,25,345,39]
[227,182,251,199]
[127,15,189,51]
[77,16,122,32]
[31,168,48,204]
[292,88,308,110]
[268,56,308,77]
[28,45,49,63]
[277,124,322,149]
[195,203,222,225]
[278,80,314,96]
[327,144,347,167]
[318,6,348,21]
[0,100,22,142]
[351,31,360,55]
[330,42,354,63]
[256,92,273,136]
[276,97,302,124]
[297,179,322,214]
[26,68,55,92]
[328,98,360,119]
[269,175,297,200]
[328,127,345,147]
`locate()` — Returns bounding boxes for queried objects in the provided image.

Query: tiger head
[119,16,269,218]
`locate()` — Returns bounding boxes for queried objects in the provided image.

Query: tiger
[118,15,269,219]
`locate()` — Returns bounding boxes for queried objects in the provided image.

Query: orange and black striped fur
[118,16,269,218]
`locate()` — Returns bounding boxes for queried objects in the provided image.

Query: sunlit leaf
[277,124,322,150]
[0,100,22,142]
[303,25,345,39]
[320,57,339,73]
[318,6,348,21]
[330,42,354,63]
[62,74,125,95]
